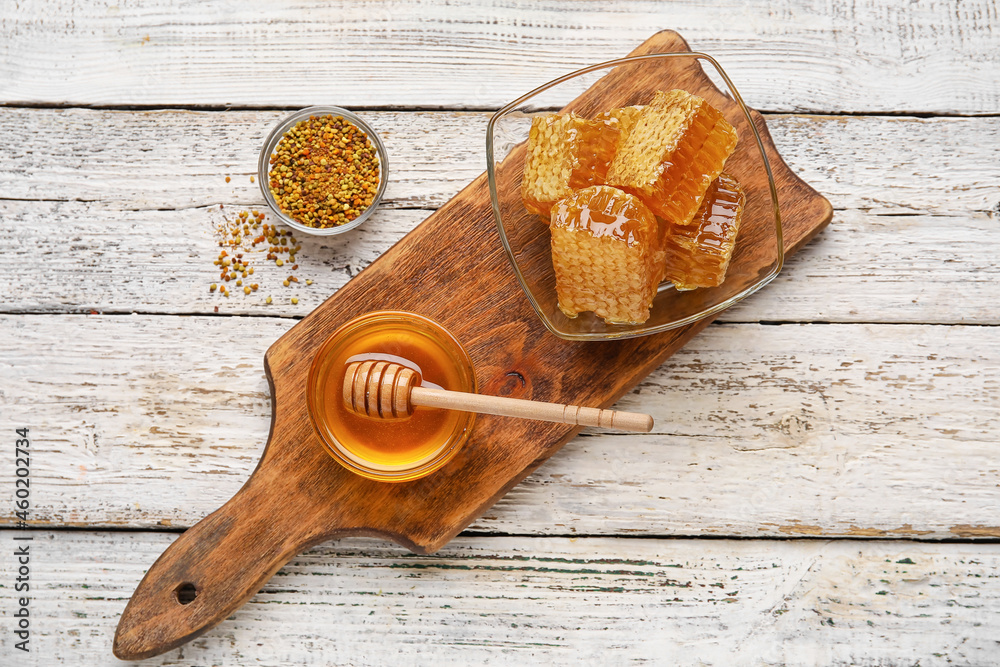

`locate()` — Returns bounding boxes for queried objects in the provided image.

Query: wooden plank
[2,314,997,540]
[2,1,998,114]
[724,209,1000,325]
[0,108,489,211]
[1,109,997,324]
[2,530,1000,665]
[5,202,994,325]
[2,109,996,216]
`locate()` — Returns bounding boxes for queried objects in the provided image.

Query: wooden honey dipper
[344,360,654,432]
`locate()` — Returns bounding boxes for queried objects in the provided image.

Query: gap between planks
[5,311,1000,329]
[2,0,999,115]
[4,101,1000,119]
[5,524,1000,545]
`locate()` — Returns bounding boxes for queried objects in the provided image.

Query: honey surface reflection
[308,311,476,481]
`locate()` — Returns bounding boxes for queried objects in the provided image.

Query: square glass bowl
[486,53,783,340]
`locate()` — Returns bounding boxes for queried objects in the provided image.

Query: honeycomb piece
[569,106,645,189]
[662,172,745,291]
[550,185,664,324]
[521,108,645,217]
[595,105,645,145]
[607,89,737,226]
[520,113,587,217]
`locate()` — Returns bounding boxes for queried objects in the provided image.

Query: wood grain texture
[6,531,1000,666]
[0,108,488,211]
[1,109,996,216]
[5,205,995,325]
[1,1,995,664]
[1,109,997,324]
[1,0,998,114]
[3,314,998,540]
[110,32,831,659]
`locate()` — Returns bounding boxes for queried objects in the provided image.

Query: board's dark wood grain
[114,31,832,660]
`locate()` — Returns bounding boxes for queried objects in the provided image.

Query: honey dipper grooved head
[344,361,422,420]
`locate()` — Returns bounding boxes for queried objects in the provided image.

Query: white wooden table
[2,1,999,664]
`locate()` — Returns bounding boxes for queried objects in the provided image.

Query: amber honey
[569,106,643,190]
[550,185,664,324]
[606,89,737,226]
[662,172,746,291]
[307,311,476,482]
[518,90,744,326]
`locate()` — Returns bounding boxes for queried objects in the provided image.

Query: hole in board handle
[174,582,198,605]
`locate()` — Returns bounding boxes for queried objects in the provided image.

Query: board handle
[113,477,325,660]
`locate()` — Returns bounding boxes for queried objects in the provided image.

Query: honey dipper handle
[409,387,654,433]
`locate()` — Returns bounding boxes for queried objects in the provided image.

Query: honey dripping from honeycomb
[568,106,644,190]
[550,185,664,325]
[662,172,745,291]
[521,108,644,217]
[606,89,737,226]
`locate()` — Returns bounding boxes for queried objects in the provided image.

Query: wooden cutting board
[114,30,832,660]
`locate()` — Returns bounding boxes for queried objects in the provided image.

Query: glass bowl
[486,53,783,340]
[307,311,477,483]
[258,106,388,236]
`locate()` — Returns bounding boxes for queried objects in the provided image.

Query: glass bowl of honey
[486,52,783,340]
[307,311,477,482]
[258,106,388,236]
